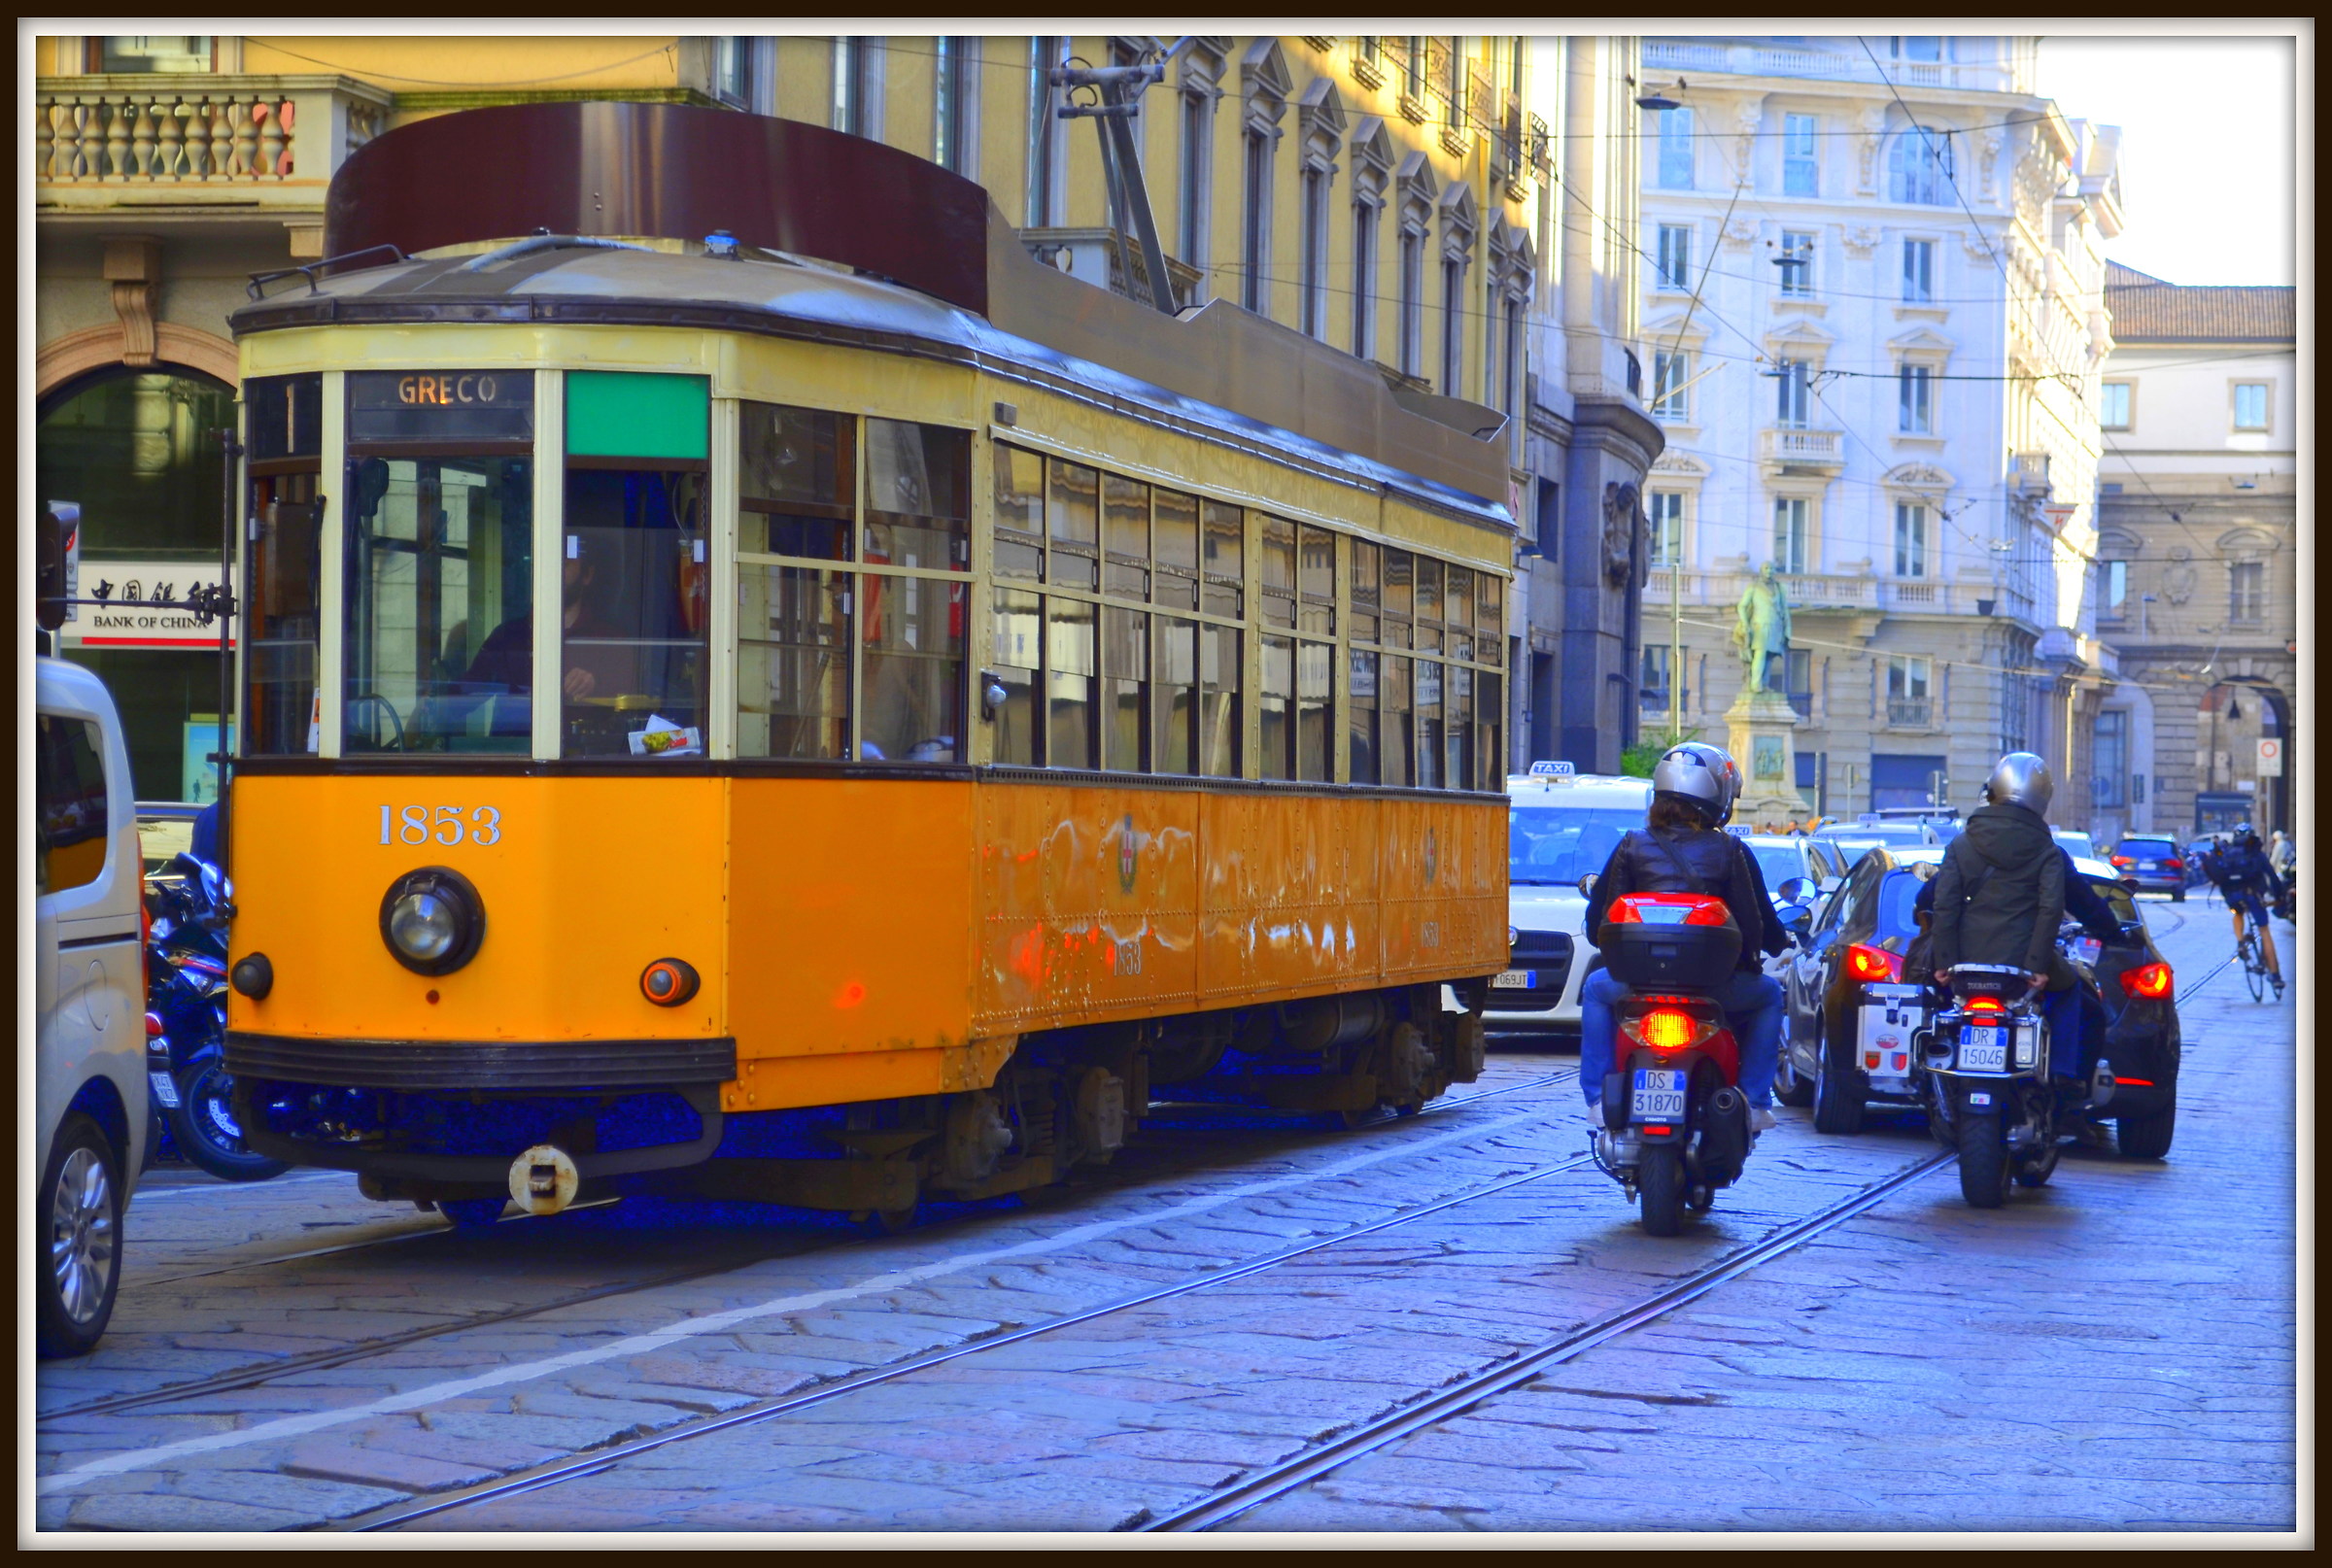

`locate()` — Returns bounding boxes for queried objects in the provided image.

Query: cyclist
[1578,741,1791,1140]
[2210,825,2286,996]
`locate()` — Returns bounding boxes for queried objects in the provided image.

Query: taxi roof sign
[1528,760,1576,776]
[1724,824,1755,836]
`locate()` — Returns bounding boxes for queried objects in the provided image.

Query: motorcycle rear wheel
[1956,1109,2013,1209]
[1638,1145,1688,1237]
[166,1060,291,1183]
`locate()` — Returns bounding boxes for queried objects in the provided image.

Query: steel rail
[340,1148,1596,1531]
[1140,1148,1956,1532]
[44,1071,1568,1425]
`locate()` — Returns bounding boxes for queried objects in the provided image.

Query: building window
[1397,225,1425,378]
[2100,381,2133,431]
[1351,197,1380,358]
[1774,358,1811,428]
[1442,35,1464,130]
[711,37,754,109]
[1404,36,1428,98]
[1242,126,1274,314]
[1786,649,1813,718]
[1903,238,1935,302]
[1656,107,1695,189]
[1651,351,1691,423]
[834,37,876,138]
[933,38,975,173]
[1892,37,1943,61]
[1887,656,1932,727]
[1656,223,1693,290]
[2092,709,2128,806]
[2229,561,2265,623]
[1899,363,1934,432]
[2099,558,2129,620]
[1647,491,1683,565]
[1772,496,1810,574]
[2233,382,2270,431]
[1298,166,1328,337]
[1782,114,1818,195]
[1888,127,1954,205]
[1501,295,1525,416]
[1777,230,1814,295]
[1534,479,1560,558]
[1179,85,1215,281]
[1641,645,1671,713]
[91,36,213,73]
[1439,255,1467,396]
[1893,501,1929,577]
[1028,38,1067,226]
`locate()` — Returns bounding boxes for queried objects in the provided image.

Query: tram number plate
[1957,1026,2007,1072]
[1492,970,1537,989]
[1630,1069,1687,1121]
[379,804,503,847]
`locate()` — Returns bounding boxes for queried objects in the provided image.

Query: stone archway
[2197,677,2294,836]
[36,322,239,403]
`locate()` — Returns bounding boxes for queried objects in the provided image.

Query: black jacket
[2210,842,2284,898]
[1930,802,2066,977]
[1909,846,2116,986]
[1586,826,1790,972]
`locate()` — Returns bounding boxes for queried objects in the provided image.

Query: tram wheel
[857,1206,918,1236]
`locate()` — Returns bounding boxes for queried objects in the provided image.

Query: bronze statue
[1732,562,1793,694]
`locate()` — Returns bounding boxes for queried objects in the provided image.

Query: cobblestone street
[33,898,2298,1539]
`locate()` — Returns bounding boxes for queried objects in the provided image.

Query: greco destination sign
[349,370,533,444]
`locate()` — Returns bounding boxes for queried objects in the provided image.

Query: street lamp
[1635,77,1686,111]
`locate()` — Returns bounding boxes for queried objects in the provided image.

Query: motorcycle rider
[2208,824,2286,995]
[1929,753,2099,1096]
[1579,742,1792,1137]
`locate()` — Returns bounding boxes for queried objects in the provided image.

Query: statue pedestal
[1726,689,1812,831]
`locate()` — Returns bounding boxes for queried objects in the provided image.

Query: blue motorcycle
[146,853,288,1182]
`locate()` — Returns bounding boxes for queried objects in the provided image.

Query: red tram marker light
[641,958,701,1007]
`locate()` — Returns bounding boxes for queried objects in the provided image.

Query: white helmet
[1652,742,1738,826]
[1984,752,2053,816]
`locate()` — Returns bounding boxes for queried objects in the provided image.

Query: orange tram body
[221,104,1517,1224]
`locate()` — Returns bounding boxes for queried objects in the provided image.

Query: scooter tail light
[1965,996,2006,1015]
[2119,962,2174,1000]
[144,1011,165,1038]
[1640,1007,1698,1050]
[1845,943,1903,983]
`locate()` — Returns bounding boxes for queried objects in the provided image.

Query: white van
[35,656,149,1357]
[1450,767,1653,1034]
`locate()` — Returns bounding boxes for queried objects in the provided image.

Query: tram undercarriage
[235,982,1491,1225]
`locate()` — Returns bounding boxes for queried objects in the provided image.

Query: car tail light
[2109,855,2132,868]
[1605,893,1732,927]
[2165,858,2183,871]
[2120,962,2173,1000]
[1846,943,1902,982]
[2114,1076,2155,1087]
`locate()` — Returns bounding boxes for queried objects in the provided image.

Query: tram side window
[861,419,970,763]
[1258,632,1294,780]
[560,368,711,760]
[341,370,535,756]
[739,564,851,760]
[245,372,324,755]
[1348,648,1380,785]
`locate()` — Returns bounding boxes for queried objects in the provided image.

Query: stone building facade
[2090,264,2296,841]
[1631,35,2122,821]
[35,31,1654,792]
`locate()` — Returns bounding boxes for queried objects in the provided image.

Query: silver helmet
[1652,742,1738,826]
[1984,752,2053,815]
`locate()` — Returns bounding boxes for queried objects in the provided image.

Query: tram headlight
[379,868,486,976]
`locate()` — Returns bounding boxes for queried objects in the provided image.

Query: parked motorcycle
[1585,888,1762,1236]
[145,853,288,1182]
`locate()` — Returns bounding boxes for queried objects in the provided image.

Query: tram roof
[233,102,1517,536]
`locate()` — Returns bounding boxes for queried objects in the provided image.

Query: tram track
[42,1069,1571,1427]
[342,1142,1959,1533]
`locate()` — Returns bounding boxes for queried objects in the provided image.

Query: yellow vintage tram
[222,104,1516,1226]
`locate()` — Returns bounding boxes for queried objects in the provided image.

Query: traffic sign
[2257,737,2282,777]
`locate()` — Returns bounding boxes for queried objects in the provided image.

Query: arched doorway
[2195,678,2293,836]
[36,362,239,801]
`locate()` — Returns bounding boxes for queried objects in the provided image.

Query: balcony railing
[1759,427,1844,467]
[34,75,393,214]
[1887,698,1934,729]
[1641,39,2021,93]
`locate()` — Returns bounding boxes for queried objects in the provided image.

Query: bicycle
[2235,901,2278,1001]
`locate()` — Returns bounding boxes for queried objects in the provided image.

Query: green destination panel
[566,371,709,460]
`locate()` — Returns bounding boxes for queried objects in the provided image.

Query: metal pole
[1667,549,1681,741]
[217,425,242,871]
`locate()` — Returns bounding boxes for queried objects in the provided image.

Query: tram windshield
[345,454,534,753]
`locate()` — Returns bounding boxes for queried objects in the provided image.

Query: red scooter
[1590,892,1756,1236]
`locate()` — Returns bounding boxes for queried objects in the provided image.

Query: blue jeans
[1580,966,1785,1111]
[2042,981,2108,1081]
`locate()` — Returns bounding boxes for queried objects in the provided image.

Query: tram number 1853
[379,805,504,847]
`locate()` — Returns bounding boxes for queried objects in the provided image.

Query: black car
[1774,846,2181,1157]
[2110,834,2187,901]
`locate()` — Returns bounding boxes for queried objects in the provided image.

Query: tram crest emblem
[1118,813,1138,892]
[1423,828,1439,886]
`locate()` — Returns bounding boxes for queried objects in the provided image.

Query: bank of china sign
[61,562,233,649]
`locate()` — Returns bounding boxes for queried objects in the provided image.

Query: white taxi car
[1450,764,1653,1034]
[36,656,150,1358]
